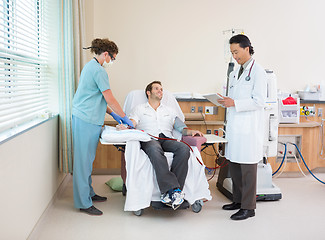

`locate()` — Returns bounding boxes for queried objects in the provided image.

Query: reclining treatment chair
[121,90,212,215]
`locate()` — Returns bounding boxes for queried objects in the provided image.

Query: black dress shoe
[91,194,107,202]
[230,209,255,220]
[222,202,241,210]
[80,205,103,216]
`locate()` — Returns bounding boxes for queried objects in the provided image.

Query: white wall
[0,117,66,240]
[84,0,325,105]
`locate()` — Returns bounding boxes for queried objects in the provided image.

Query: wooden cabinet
[93,143,122,173]
[268,102,325,172]
[268,122,323,172]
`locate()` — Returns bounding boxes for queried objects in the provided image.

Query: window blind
[0,0,49,133]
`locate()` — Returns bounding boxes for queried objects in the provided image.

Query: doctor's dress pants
[229,161,257,210]
[72,115,102,209]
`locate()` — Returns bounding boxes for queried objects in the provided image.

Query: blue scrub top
[72,59,110,125]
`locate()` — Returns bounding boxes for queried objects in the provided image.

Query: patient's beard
[149,91,162,103]
[154,94,162,101]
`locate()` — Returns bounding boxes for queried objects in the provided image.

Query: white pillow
[101,126,151,143]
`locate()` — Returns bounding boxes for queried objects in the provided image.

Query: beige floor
[29,172,325,240]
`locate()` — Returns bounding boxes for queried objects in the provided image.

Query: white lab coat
[225,59,267,164]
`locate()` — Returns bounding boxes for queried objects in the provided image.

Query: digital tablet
[202,93,224,107]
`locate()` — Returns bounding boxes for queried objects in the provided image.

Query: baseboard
[27,173,71,240]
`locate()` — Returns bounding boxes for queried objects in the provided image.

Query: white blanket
[101,126,151,143]
[124,141,212,211]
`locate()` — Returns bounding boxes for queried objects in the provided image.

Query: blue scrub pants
[72,115,102,209]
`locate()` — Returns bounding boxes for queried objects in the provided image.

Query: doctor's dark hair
[145,81,162,99]
[85,38,119,55]
[229,34,254,55]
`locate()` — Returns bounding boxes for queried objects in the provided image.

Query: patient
[125,81,203,210]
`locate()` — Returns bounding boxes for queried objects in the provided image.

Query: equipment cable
[273,142,325,184]
[273,152,287,179]
[272,143,287,176]
[289,142,325,184]
[293,154,306,177]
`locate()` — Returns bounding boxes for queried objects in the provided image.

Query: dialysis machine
[216,69,282,201]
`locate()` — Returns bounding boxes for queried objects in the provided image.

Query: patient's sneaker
[171,188,184,210]
[161,192,172,206]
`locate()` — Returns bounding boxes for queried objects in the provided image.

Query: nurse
[72,38,133,216]
[218,34,267,220]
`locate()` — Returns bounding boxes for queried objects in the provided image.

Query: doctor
[218,34,267,220]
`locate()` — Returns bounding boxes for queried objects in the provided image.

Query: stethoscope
[244,59,255,81]
[230,59,255,89]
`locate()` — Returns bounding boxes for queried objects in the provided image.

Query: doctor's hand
[217,96,235,108]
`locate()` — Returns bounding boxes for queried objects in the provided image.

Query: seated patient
[127,81,203,210]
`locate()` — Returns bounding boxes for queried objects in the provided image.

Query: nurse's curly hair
[229,34,254,55]
[85,38,119,55]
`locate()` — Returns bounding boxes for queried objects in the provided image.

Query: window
[0,0,49,134]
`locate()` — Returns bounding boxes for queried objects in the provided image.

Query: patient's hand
[116,124,128,131]
[191,130,203,137]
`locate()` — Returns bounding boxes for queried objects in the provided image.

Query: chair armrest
[181,135,207,152]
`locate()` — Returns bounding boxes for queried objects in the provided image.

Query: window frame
[0,0,51,142]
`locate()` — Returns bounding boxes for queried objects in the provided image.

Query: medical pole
[216,29,242,199]
[222,28,242,134]
[223,60,234,133]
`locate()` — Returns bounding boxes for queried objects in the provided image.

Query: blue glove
[121,115,134,128]
[109,112,123,124]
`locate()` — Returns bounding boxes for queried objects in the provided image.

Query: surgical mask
[102,59,113,68]
[102,60,109,68]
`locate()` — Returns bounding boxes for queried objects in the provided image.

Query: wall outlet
[191,106,196,113]
[205,106,218,115]
[205,106,213,115]
[277,135,302,162]
[198,106,203,113]
[318,108,323,117]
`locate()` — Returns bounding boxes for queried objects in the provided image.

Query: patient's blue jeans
[140,133,190,194]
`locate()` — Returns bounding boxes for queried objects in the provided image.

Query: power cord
[272,142,287,176]
[288,142,325,184]
[293,154,306,177]
[273,150,287,179]
[273,142,325,184]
